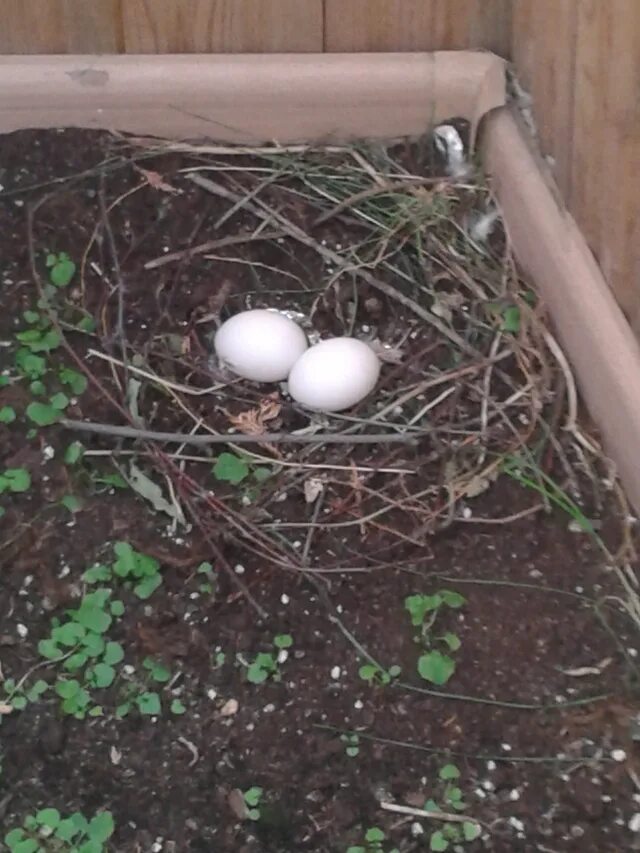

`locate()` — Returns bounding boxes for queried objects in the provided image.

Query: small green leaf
[50,391,69,411]
[63,652,88,671]
[36,807,60,828]
[430,830,449,852]
[244,787,263,807]
[11,839,39,853]
[23,310,40,324]
[137,692,161,715]
[405,593,442,626]
[247,662,269,685]
[213,452,249,485]
[38,639,60,659]
[439,590,465,609]
[87,811,114,843]
[75,604,111,634]
[365,827,385,843]
[115,702,131,718]
[50,255,76,288]
[55,679,80,699]
[358,663,378,683]
[26,401,59,426]
[417,651,456,686]
[439,763,460,781]
[387,664,402,678]
[64,441,84,464]
[52,621,85,646]
[26,679,49,701]
[82,564,111,583]
[0,468,31,493]
[59,367,87,395]
[110,600,125,617]
[0,406,16,423]
[113,541,136,576]
[134,573,162,600]
[55,818,78,842]
[70,812,90,833]
[93,473,128,490]
[143,658,171,683]
[442,632,461,652]
[61,494,83,513]
[103,641,124,665]
[82,633,105,657]
[30,380,46,395]
[89,705,103,717]
[11,695,27,711]
[15,349,46,379]
[445,786,463,803]
[170,699,186,715]
[501,305,521,333]
[253,466,272,483]
[274,634,293,649]
[92,663,116,688]
[463,821,481,841]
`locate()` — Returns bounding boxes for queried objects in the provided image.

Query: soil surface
[1,129,639,853]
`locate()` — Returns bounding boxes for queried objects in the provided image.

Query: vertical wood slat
[324,0,511,54]
[121,0,323,53]
[0,0,123,53]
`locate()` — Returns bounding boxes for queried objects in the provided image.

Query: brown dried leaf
[137,167,181,195]
[228,394,282,435]
[0,702,13,715]
[304,477,324,503]
[220,698,239,717]
[228,788,248,820]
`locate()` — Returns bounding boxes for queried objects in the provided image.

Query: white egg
[214,309,308,382]
[288,337,380,412]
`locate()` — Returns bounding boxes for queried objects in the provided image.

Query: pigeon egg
[214,309,308,382]
[288,337,380,412]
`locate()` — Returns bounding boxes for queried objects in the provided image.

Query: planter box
[2,51,639,507]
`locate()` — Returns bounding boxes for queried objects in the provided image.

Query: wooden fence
[1,1,638,332]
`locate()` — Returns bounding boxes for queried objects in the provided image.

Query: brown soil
[1,129,639,853]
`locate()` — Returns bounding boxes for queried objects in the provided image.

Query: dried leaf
[228,394,282,435]
[304,477,325,503]
[0,702,14,715]
[228,788,248,820]
[137,167,181,195]
[128,463,182,522]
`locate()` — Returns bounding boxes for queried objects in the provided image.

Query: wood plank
[122,0,322,53]
[324,0,436,52]
[595,1,640,326]
[325,0,511,54]
[0,1,122,53]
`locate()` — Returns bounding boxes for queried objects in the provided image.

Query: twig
[313,177,445,227]
[143,228,286,270]
[60,419,422,446]
[380,801,484,829]
[98,176,128,377]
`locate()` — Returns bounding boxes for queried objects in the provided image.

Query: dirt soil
[1,129,640,853]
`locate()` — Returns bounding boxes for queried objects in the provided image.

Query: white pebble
[123,665,135,676]
[481,779,494,792]
[501,743,512,752]
[280,594,290,605]
[234,564,245,575]
[508,817,525,832]
[43,445,55,460]
[410,822,424,837]
[263,703,275,713]
[462,506,472,519]
[509,789,520,801]
[151,844,162,853]
[486,760,496,771]
[354,699,363,710]
[475,788,486,799]
[16,623,28,638]
[331,666,341,680]
[207,688,218,701]
[628,648,638,658]
[611,748,627,762]
[277,650,288,664]
[629,813,640,833]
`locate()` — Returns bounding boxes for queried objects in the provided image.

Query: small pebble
[508,817,525,832]
[481,780,494,792]
[280,594,290,605]
[629,813,640,833]
[354,699,364,710]
[263,703,275,713]
[462,506,472,519]
[628,648,638,658]
[501,743,512,752]
[410,822,424,837]
[207,688,218,701]
[611,748,627,762]
[277,650,288,665]
[42,445,55,460]
[331,666,341,680]
[486,760,497,771]
[16,623,28,638]
[234,564,245,575]
[509,789,520,801]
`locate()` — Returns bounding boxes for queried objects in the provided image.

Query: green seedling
[64,443,84,465]
[213,452,272,491]
[83,542,162,600]
[358,662,401,687]
[0,468,31,494]
[420,764,481,851]
[0,406,16,423]
[245,634,293,684]
[1,678,48,715]
[405,590,465,686]
[46,251,76,288]
[196,561,217,594]
[4,808,114,852]
[341,733,360,758]
[347,826,398,853]
[26,393,69,427]
[244,786,263,821]
[37,588,125,719]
